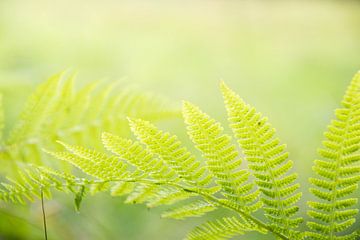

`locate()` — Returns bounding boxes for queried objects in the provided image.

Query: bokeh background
[0,0,359,239]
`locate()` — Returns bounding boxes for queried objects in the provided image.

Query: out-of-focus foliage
[0,72,178,171]
[0,73,179,239]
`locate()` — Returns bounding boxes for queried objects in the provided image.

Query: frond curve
[307,72,360,239]
[220,81,303,237]
[128,118,212,186]
[185,216,265,240]
[182,101,261,213]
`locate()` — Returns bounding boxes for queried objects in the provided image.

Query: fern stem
[179,185,290,240]
[86,178,290,240]
[200,193,288,240]
[33,173,290,240]
[40,189,48,240]
[328,106,351,240]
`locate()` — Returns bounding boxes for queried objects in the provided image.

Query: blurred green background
[0,0,359,239]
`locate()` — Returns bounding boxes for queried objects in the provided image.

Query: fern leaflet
[307,72,360,240]
[220,81,303,238]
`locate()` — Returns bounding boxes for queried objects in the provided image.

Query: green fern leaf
[7,72,63,145]
[182,101,261,213]
[110,182,135,197]
[0,73,180,174]
[45,142,130,180]
[124,183,158,204]
[307,72,360,239]
[128,118,211,186]
[74,185,86,212]
[0,165,80,204]
[90,182,110,195]
[186,216,264,240]
[145,187,196,208]
[220,81,303,237]
[3,72,359,240]
[161,200,216,220]
[101,132,176,180]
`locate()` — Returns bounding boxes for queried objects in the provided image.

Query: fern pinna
[0,72,359,240]
[307,73,360,240]
[221,82,303,238]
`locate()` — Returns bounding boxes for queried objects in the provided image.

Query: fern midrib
[245,121,289,231]
[72,177,290,240]
[194,118,245,206]
[327,103,354,239]
[22,175,289,240]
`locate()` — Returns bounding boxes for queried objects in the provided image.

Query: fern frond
[220,82,303,237]
[145,187,196,208]
[0,165,81,204]
[186,216,264,240]
[116,89,180,121]
[128,118,212,186]
[42,130,226,226]
[183,101,261,213]
[115,182,192,208]
[101,132,176,181]
[45,142,131,180]
[89,181,110,195]
[161,200,216,219]
[307,72,360,239]
[110,181,135,196]
[7,72,63,145]
[4,73,359,240]
[40,81,307,240]
[124,183,159,204]
[1,73,180,170]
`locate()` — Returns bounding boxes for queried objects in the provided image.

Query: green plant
[0,72,178,170]
[0,72,359,240]
[0,73,179,239]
